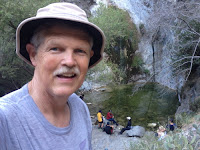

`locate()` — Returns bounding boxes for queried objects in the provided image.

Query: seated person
[79,94,84,100]
[166,118,177,131]
[119,117,132,134]
[104,122,114,135]
[157,126,166,140]
[106,110,118,126]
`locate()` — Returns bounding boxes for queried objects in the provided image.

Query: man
[104,122,114,135]
[97,110,104,129]
[0,2,105,150]
[157,126,166,140]
[106,110,118,126]
[119,117,132,134]
[80,94,85,100]
[166,118,177,131]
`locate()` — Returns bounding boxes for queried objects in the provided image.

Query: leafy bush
[86,60,125,85]
[190,96,200,112]
[131,111,200,150]
[89,4,139,83]
[132,123,200,150]
[0,0,59,95]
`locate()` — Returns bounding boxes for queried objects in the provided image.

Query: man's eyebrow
[45,39,61,45]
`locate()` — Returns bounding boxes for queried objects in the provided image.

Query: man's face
[27,25,93,98]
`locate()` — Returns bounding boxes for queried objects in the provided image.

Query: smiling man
[0,2,105,150]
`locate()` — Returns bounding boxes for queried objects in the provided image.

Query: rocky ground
[91,122,141,150]
[91,114,200,150]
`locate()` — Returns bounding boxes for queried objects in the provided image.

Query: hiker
[166,118,177,131]
[104,122,114,135]
[0,2,105,149]
[106,110,118,126]
[157,126,166,140]
[97,110,104,128]
[119,117,132,134]
[80,94,84,100]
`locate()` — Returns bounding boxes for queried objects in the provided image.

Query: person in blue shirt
[0,2,105,150]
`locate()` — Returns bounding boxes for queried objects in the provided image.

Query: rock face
[126,126,146,137]
[176,67,200,114]
[91,0,199,114]
[61,0,96,15]
[109,0,183,90]
[72,0,200,115]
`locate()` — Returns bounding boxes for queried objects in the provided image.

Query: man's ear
[26,43,37,67]
[90,50,94,58]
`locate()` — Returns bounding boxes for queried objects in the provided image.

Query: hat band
[37,13,88,22]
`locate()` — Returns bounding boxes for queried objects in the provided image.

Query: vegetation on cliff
[0,0,59,96]
[89,4,142,84]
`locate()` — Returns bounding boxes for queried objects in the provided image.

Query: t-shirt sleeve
[0,109,8,150]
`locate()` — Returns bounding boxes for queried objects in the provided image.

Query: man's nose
[61,51,76,67]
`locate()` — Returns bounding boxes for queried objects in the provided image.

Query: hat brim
[16,17,105,68]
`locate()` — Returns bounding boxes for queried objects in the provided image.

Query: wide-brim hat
[16,2,105,68]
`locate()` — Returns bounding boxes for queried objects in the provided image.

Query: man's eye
[50,48,58,51]
[75,49,86,54]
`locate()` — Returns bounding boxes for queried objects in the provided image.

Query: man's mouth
[57,73,76,78]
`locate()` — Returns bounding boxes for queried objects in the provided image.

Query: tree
[89,4,139,83]
[0,0,59,96]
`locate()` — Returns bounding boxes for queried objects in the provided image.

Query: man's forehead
[39,25,93,48]
[41,24,93,41]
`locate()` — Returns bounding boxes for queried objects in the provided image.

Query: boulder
[126,126,145,137]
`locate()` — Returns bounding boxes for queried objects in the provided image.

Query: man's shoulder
[69,93,84,103]
[68,93,88,108]
[0,84,28,109]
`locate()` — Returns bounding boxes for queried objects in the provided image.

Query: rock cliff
[91,0,200,114]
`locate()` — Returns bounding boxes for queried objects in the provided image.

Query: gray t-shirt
[0,84,92,150]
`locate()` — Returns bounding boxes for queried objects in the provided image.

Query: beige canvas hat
[16,2,105,68]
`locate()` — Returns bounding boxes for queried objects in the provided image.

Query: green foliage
[190,96,200,112]
[132,55,144,69]
[90,4,138,51]
[86,60,125,85]
[131,54,148,75]
[89,4,139,83]
[0,0,59,96]
[175,112,195,126]
[132,123,200,150]
[139,23,145,35]
[86,60,115,84]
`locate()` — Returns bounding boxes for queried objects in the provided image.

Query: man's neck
[28,81,71,127]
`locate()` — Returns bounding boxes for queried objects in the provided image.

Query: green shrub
[175,112,193,127]
[190,96,200,112]
[86,60,124,85]
[89,4,139,83]
[132,124,200,150]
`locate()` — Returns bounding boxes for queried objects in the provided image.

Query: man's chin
[51,89,74,99]
[52,84,81,98]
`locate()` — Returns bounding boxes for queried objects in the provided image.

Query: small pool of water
[85,82,180,129]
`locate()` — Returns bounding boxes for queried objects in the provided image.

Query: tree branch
[185,37,200,81]
[8,21,17,30]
